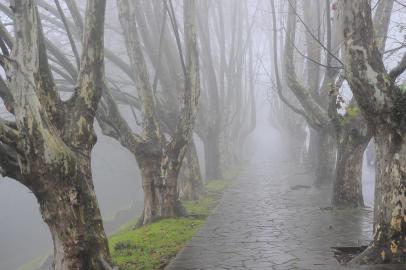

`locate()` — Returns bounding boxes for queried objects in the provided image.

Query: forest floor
[165,156,403,270]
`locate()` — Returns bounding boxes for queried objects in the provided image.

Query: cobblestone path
[166,157,403,270]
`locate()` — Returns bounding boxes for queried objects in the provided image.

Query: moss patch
[109,218,204,270]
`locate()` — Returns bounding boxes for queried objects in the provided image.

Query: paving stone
[165,157,394,270]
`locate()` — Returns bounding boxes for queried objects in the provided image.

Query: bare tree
[274,0,388,209]
[332,0,393,208]
[98,0,201,226]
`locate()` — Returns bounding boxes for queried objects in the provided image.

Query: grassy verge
[109,167,241,270]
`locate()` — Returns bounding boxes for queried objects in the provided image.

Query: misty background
[3,0,406,268]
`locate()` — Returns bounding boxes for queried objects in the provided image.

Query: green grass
[109,167,241,270]
[109,218,204,270]
[182,196,216,217]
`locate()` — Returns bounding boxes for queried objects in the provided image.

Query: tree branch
[54,0,80,69]
[70,0,106,118]
[283,0,329,129]
[389,51,406,80]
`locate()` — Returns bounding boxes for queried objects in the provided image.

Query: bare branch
[70,0,106,117]
[286,0,344,67]
[283,0,329,129]
[389,51,406,80]
[54,0,80,69]
[267,0,309,120]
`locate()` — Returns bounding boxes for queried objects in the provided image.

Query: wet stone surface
[165,158,394,270]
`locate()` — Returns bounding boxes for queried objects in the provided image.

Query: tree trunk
[314,129,336,187]
[203,130,222,180]
[352,127,406,264]
[332,124,370,208]
[38,159,111,270]
[338,0,406,264]
[137,155,186,226]
[178,141,204,200]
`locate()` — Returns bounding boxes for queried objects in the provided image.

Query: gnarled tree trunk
[340,0,406,263]
[38,158,110,269]
[352,128,405,263]
[136,153,186,226]
[0,0,111,269]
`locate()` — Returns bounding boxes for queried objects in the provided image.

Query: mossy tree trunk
[39,158,110,269]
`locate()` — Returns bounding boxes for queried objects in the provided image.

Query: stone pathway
[166,158,402,270]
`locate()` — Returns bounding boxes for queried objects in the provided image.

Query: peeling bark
[38,159,110,270]
[136,153,186,226]
[0,0,111,269]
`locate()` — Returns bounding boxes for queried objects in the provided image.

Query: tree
[98,0,201,226]
[0,0,112,269]
[340,0,406,263]
[332,0,393,209]
[282,0,339,187]
[195,0,256,176]
[196,0,223,180]
[272,0,390,208]
[26,0,204,221]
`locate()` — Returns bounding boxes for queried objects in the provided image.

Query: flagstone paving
[166,157,402,270]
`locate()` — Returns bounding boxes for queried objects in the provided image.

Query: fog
[0,0,405,269]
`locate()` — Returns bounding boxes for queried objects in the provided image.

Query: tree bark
[352,128,406,263]
[37,159,110,269]
[332,118,371,208]
[136,153,187,226]
[0,0,111,269]
[340,0,406,263]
